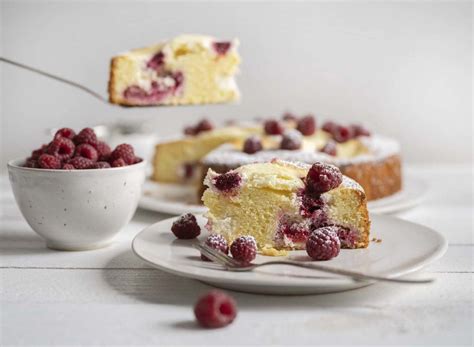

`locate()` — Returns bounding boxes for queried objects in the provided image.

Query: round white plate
[132,214,447,295]
[138,176,428,215]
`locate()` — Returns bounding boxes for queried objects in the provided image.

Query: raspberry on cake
[202,160,370,252]
[108,35,240,106]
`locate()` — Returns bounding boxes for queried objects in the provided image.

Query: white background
[1,0,472,166]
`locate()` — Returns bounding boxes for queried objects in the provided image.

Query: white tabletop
[1,165,472,346]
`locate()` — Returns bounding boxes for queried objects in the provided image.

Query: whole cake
[202,160,370,252]
[108,35,240,106]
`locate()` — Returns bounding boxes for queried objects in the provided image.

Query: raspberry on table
[306,162,343,194]
[296,115,316,136]
[62,163,76,170]
[319,141,337,156]
[54,127,76,140]
[306,226,341,260]
[95,141,112,161]
[47,137,76,161]
[73,127,98,146]
[92,161,111,169]
[280,130,302,150]
[332,125,354,143]
[243,136,263,154]
[68,157,94,170]
[194,290,237,328]
[171,213,201,239]
[75,144,98,162]
[110,143,136,164]
[230,236,257,264]
[111,158,127,167]
[264,119,284,135]
[213,172,242,192]
[38,154,61,169]
[201,234,229,261]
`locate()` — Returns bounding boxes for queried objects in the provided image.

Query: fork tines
[194,243,241,267]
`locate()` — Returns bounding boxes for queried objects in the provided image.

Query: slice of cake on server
[202,160,370,253]
[108,35,240,106]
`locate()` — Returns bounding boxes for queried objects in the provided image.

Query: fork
[194,243,434,284]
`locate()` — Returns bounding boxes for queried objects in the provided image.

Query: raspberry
[92,161,111,169]
[73,127,98,146]
[213,42,232,55]
[296,115,316,136]
[282,112,297,121]
[280,223,310,243]
[319,141,337,156]
[184,126,197,136]
[95,141,112,161]
[264,119,284,135]
[30,144,48,160]
[62,163,76,170]
[194,290,237,328]
[306,226,341,260]
[306,162,343,194]
[201,234,229,261]
[351,124,371,137]
[230,236,257,264]
[110,143,136,164]
[24,159,39,168]
[171,213,201,239]
[111,158,127,167]
[322,121,338,133]
[75,144,98,162]
[332,125,354,143]
[331,225,358,248]
[47,137,75,161]
[243,136,263,154]
[213,172,241,192]
[68,156,93,170]
[280,130,302,150]
[195,119,214,134]
[38,154,61,169]
[298,189,325,218]
[54,127,76,140]
[146,51,165,71]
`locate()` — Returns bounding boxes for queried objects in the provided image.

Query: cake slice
[202,160,370,252]
[108,35,240,106]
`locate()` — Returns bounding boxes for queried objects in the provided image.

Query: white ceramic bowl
[7,159,146,251]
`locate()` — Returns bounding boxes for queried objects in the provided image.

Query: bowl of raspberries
[7,127,146,251]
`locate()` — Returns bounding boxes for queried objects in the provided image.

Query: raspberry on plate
[171,213,201,239]
[296,115,316,136]
[306,226,341,260]
[230,236,257,264]
[305,162,343,194]
[75,144,99,162]
[38,154,61,169]
[194,290,237,328]
[243,136,263,154]
[201,234,229,261]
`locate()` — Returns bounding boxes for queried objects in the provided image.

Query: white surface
[7,159,146,250]
[132,214,447,295]
[138,174,428,215]
[0,166,472,345]
[1,1,472,166]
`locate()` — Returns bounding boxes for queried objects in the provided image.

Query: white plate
[132,214,447,295]
[138,176,428,215]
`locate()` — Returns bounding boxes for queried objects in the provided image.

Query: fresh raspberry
[195,119,214,134]
[332,125,354,143]
[282,112,297,121]
[306,162,343,194]
[264,119,284,135]
[110,143,136,164]
[230,236,257,264]
[201,234,229,261]
[111,158,127,167]
[194,290,237,328]
[319,141,337,156]
[62,163,76,170]
[24,159,39,168]
[95,141,112,161]
[296,115,316,136]
[75,143,98,162]
[92,161,111,169]
[351,124,371,137]
[68,156,94,170]
[37,154,61,169]
[213,172,242,192]
[47,137,75,161]
[171,213,201,239]
[30,144,48,160]
[280,130,302,150]
[184,126,197,136]
[73,127,98,146]
[54,127,76,140]
[213,42,232,55]
[243,136,263,154]
[322,121,338,133]
[306,226,341,260]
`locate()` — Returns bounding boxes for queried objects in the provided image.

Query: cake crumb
[261,247,288,257]
[371,237,382,243]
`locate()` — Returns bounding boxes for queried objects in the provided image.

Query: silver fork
[194,243,434,284]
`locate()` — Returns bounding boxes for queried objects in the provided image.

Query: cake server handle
[0,56,109,103]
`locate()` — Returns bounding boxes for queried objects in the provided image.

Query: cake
[202,160,370,252]
[108,35,240,106]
